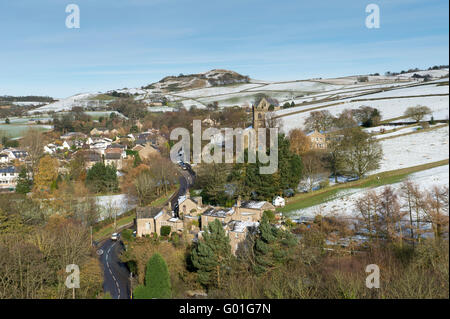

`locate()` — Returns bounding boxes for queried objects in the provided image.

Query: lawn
[279,159,449,214]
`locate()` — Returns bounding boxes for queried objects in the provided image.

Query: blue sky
[0,0,448,97]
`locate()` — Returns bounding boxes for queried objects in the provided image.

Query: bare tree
[404,105,432,123]
[356,190,381,242]
[378,186,404,244]
[421,186,449,242]
[21,128,45,177]
[134,170,157,206]
[304,110,335,132]
[298,151,329,192]
[289,129,310,155]
[400,179,423,246]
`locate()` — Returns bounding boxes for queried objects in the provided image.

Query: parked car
[111,232,119,241]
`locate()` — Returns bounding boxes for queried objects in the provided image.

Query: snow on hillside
[278,94,449,133]
[247,81,345,92]
[28,92,102,114]
[374,125,449,174]
[394,69,449,79]
[171,83,262,99]
[289,164,449,219]
[352,83,448,99]
[372,125,422,139]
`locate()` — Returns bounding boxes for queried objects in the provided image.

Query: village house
[89,138,112,155]
[104,152,123,170]
[202,115,218,127]
[132,142,159,160]
[135,193,278,256]
[0,148,28,162]
[200,207,235,230]
[233,198,276,223]
[0,166,19,191]
[272,196,285,207]
[0,153,9,164]
[136,207,183,237]
[82,150,102,169]
[226,220,259,255]
[307,130,327,150]
[90,128,110,136]
[177,190,205,217]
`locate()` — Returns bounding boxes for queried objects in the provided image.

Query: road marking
[105,241,121,299]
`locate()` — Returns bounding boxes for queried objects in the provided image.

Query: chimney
[186,189,190,199]
[236,196,241,207]
[168,201,172,210]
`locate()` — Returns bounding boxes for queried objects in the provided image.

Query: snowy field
[374,125,449,174]
[171,83,262,99]
[289,164,449,219]
[373,125,422,139]
[278,94,449,133]
[247,81,345,92]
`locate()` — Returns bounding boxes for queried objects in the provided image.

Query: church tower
[252,97,279,130]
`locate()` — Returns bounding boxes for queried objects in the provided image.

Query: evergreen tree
[133,253,172,299]
[253,214,297,274]
[86,162,119,193]
[191,219,232,288]
[15,167,32,194]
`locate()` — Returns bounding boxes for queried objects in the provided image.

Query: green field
[0,124,52,138]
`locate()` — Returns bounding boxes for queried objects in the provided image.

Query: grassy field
[279,159,449,214]
[0,124,52,138]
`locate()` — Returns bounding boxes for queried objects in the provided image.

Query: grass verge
[279,159,449,214]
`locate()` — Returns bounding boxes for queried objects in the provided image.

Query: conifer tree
[253,214,297,274]
[191,219,232,288]
[133,253,172,299]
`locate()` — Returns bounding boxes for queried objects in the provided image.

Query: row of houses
[136,191,284,255]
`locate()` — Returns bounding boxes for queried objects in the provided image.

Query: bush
[262,210,276,224]
[160,226,171,237]
[121,229,134,242]
[133,253,172,299]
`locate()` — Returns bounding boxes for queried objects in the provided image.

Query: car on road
[111,232,120,241]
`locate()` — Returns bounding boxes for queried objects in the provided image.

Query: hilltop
[24,66,449,114]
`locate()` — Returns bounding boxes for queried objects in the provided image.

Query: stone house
[226,220,259,255]
[306,130,327,150]
[136,207,183,237]
[132,143,159,160]
[104,152,123,170]
[177,190,205,217]
[200,207,235,230]
[233,198,276,223]
[90,128,109,136]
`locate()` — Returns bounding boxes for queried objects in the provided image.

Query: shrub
[133,253,172,299]
[160,226,171,237]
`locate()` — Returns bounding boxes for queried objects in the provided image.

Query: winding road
[99,238,131,299]
[98,167,195,299]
